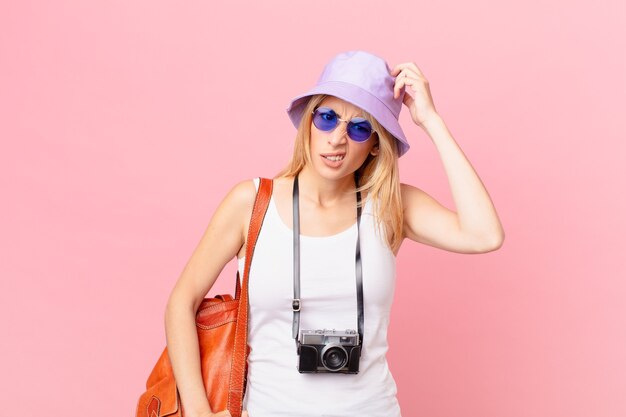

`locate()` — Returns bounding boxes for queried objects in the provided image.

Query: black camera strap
[292,173,364,347]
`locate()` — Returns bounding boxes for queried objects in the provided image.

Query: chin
[311,160,358,181]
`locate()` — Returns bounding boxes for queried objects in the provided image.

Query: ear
[370,144,380,157]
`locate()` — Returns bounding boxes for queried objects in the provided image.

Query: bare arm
[391,61,504,254]
[401,114,505,253]
[164,179,256,417]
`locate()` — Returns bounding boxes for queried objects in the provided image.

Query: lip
[320,152,346,168]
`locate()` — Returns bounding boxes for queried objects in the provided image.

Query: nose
[328,122,348,146]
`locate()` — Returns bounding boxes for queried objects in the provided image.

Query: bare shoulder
[399,182,437,207]
[399,182,442,228]
[221,179,258,237]
[400,182,422,199]
[225,178,257,209]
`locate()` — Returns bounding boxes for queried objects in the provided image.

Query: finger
[393,74,406,99]
[401,68,423,81]
[394,69,426,86]
[391,62,425,78]
[403,88,415,108]
[393,70,419,98]
[394,62,424,76]
[392,67,423,91]
[390,63,414,75]
[242,411,250,417]
[401,76,419,93]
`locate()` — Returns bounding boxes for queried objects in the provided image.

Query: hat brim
[286,81,410,157]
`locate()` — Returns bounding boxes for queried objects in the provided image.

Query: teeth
[324,155,344,161]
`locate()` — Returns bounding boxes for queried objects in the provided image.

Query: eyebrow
[319,106,366,120]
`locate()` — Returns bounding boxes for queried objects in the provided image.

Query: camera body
[296,329,361,373]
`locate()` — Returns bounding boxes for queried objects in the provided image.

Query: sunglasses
[311,107,376,142]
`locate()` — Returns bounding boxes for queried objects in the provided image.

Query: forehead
[319,96,365,118]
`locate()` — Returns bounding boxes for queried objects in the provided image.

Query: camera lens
[320,344,348,372]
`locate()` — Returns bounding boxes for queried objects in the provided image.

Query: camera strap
[291,172,364,347]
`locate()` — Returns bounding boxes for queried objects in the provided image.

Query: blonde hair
[276,94,404,253]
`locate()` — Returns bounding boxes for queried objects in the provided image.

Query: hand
[391,62,439,128]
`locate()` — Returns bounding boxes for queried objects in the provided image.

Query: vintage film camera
[297,329,361,373]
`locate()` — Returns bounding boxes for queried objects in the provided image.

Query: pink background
[2,1,625,416]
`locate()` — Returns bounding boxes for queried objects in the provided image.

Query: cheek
[351,142,374,159]
[344,146,372,170]
[309,128,322,150]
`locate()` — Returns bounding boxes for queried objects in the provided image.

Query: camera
[296,329,361,373]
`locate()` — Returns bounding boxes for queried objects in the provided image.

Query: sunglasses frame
[311,106,377,143]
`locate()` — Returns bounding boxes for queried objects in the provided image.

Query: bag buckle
[292,298,301,312]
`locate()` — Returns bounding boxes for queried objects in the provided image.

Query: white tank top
[238,177,401,417]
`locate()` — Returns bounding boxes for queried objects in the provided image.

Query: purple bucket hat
[286,50,409,157]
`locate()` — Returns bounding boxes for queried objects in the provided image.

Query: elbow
[474,230,505,253]
[484,231,505,252]
[490,234,505,251]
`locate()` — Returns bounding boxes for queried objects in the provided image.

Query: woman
[164,50,505,417]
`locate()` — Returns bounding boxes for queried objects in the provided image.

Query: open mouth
[322,154,345,162]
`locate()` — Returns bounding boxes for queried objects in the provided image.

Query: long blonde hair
[276,94,404,253]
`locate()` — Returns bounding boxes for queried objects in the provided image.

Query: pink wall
[2,1,624,416]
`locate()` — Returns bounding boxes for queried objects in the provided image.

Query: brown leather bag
[135,178,273,417]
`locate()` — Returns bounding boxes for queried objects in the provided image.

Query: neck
[297,165,356,207]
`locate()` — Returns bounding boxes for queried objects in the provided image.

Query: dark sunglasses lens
[348,119,373,142]
[313,108,338,131]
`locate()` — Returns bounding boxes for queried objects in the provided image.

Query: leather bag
[135,178,273,417]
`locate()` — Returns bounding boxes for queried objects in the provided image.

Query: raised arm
[164,179,257,417]
[392,62,504,254]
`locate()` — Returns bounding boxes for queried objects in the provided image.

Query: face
[308,96,379,181]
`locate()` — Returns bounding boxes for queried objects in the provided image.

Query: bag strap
[228,177,273,417]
